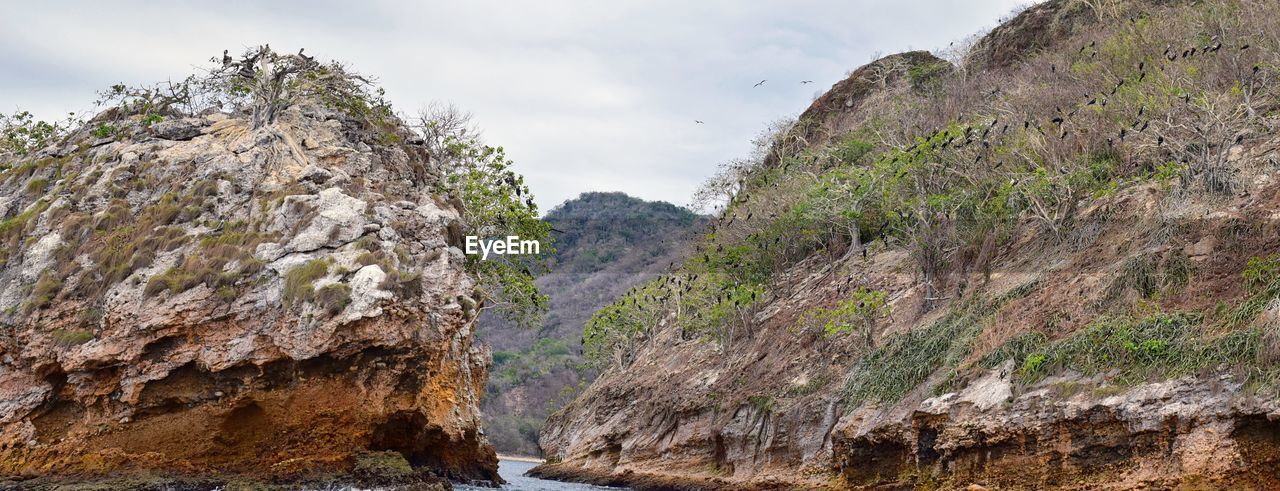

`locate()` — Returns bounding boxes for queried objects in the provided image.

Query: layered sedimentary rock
[0,89,499,485]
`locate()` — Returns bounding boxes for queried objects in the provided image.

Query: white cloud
[0,0,1032,211]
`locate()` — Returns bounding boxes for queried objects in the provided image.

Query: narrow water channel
[455,459,626,491]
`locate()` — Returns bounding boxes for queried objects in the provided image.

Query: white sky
[1,0,1032,212]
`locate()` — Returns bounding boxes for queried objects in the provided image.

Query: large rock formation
[536,0,1280,488]
[0,56,499,487]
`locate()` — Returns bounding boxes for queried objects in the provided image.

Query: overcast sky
[1,1,1031,212]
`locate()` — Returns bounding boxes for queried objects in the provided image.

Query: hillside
[478,191,705,456]
[536,1,1280,489]
[0,48,501,489]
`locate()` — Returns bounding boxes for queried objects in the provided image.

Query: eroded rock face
[0,99,498,484]
[833,370,1280,489]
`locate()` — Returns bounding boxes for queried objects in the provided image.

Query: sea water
[455,459,626,491]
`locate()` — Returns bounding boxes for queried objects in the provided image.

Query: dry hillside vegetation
[540,0,1280,488]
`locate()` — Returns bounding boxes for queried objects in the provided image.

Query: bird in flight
[695,120,705,124]
[800,80,814,84]
[754,79,767,87]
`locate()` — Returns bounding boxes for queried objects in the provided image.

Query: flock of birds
[217,45,318,80]
[591,30,1266,341]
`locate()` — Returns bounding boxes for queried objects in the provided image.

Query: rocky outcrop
[963,0,1093,72]
[764,50,946,169]
[833,368,1280,489]
[0,72,498,486]
[536,0,1280,487]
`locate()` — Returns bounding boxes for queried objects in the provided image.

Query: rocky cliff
[0,49,498,488]
[537,1,1280,489]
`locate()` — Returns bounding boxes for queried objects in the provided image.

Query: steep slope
[537,1,1280,489]
[478,192,705,456]
[0,49,498,488]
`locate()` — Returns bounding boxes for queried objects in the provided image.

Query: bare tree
[202,46,383,129]
[416,101,479,160]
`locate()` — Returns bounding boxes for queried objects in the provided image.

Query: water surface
[456,459,626,491]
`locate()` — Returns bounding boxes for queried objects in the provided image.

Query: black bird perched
[1241,44,1251,51]
[298,48,315,63]
[1158,136,1165,146]
[221,49,232,66]
[754,79,767,87]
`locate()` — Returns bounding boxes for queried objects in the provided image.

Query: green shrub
[215,285,238,302]
[1243,254,1280,295]
[315,283,351,315]
[284,258,330,305]
[746,394,775,413]
[833,136,874,164]
[379,269,422,298]
[145,266,201,296]
[1022,353,1047,375]
[24,177,48,195]
[29,274,62,309]
[1010,313,1260,386]
[92,124,117,139]
[52,328,94,347]
[907,60,951,91]
[492,351,516,365]
[842,282,1036,406]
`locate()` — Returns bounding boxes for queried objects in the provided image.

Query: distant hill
[476,191,706,456]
